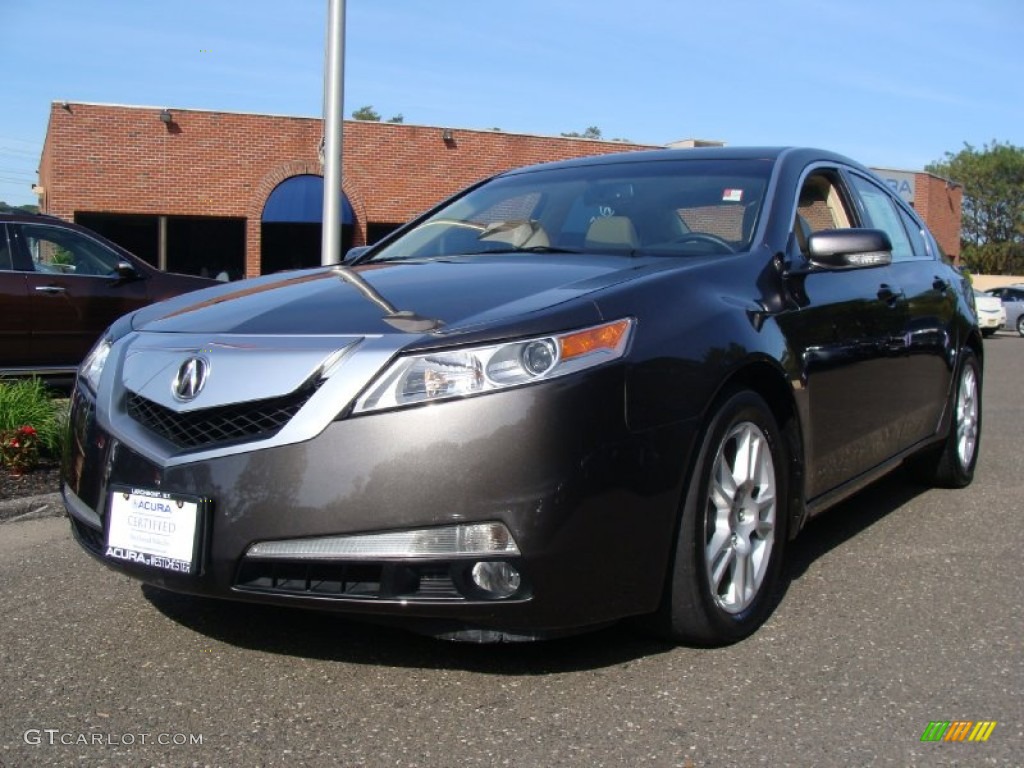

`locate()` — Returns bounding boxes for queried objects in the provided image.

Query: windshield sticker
[723,189,744,202]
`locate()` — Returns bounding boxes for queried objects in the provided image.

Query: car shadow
[142,469,930,671]
[778,467,928,584]
[141,583,676,673]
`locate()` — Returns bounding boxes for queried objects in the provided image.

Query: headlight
[353,317,633,414]
[79,336,112,394]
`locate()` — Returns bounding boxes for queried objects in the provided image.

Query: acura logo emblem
[172,356,209,401]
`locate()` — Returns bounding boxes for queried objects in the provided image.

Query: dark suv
[0,213,216,379]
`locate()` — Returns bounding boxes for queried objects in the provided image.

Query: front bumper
[63,369,693,638]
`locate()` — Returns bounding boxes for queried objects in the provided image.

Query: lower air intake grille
[126,385,318,451]
[235,561,463,601]
[70,517,105,556]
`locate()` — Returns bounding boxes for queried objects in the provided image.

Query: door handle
[877,284,903,306]
[34,285,67,294]
[932,277,948,293]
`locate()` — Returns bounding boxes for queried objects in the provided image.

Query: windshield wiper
[462,245,583,256]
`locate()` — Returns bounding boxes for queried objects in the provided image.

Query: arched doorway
[260,175,355,274]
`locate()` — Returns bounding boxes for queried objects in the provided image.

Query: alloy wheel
[956,364,979,470]
[704,421,777,614]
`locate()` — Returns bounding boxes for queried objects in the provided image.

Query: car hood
[129,255,685,339]
[104,253,715,466]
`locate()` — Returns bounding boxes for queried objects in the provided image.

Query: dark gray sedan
[62,147,982,645]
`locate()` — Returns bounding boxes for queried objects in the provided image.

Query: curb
[0,492,64,524]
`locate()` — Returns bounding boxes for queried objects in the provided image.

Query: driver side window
[18,223,120,277]
[792,170,855,255]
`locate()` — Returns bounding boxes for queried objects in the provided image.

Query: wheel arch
[965,327,984,365]
[648,360,800,644]
[711,358,807,540]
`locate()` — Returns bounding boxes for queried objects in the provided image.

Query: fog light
[470,561,521,598]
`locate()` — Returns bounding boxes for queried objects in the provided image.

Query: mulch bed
[0,460,61,501]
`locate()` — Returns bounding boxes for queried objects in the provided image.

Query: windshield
[368,158,774,262]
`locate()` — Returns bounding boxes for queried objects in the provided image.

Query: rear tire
[909,348,981,488]
[1017,315,1024,337]
[658,390,789,646]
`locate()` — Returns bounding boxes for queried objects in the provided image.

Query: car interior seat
[584,216,640,251]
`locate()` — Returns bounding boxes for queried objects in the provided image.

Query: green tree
[0,201,39,214]
[351,105,381,121]
[351,106,403,123]
[561,126,602,139]
[926,141,1024,273]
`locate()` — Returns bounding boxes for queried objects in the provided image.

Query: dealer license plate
[106,487,202,574]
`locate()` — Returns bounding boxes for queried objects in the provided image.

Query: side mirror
[343,245,371,264]
[808,229,892,270]
[115,260,139,279]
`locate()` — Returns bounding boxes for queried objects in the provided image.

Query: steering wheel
[674,233,736,254]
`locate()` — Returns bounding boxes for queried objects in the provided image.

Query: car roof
[0,211,67,224]
[499,146,864,177]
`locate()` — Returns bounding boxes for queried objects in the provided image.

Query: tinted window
[18,223,121,277]
[849,174,915,262]
[996,289,1024,302]
[896,206,929,259]
[0,225,12,271]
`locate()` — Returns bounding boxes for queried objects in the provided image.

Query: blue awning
[262,175,353,224]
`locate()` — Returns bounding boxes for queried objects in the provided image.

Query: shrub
[1,425,40,474]
[0,378,68,464]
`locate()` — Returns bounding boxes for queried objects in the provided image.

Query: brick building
[37,102,962,278]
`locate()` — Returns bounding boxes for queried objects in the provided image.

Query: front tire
[1017,315,1024,337]
[659,390,789,645]
[909,348,981,488]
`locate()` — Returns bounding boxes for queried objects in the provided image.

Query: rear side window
[896,206,929,259]
[848,175,915,262]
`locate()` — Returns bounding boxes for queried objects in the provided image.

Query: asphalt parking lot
[1,336,1021,767]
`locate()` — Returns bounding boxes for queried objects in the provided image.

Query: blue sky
[2,0,1022,206]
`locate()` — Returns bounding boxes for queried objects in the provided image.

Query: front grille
[126,384,318,451]
[235,560,463,601]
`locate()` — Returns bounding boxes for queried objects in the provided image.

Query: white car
[973,289,1005,336]
[985,285,1024,336]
